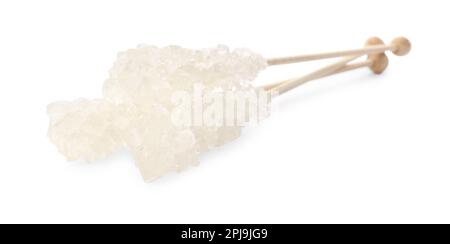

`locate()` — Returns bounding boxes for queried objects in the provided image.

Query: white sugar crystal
[47,99,122,162]
[47,45,268,181]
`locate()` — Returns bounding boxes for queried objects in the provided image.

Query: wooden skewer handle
[270,55,360,95]
[267,37,411,66]
[262,60,373,91]
[263,39,390,92]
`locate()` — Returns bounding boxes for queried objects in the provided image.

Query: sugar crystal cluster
[47,45,268,181]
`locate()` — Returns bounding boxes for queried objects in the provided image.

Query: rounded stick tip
[365,36,384,46]
[365,37,389,74]
[369,54,389,74]
[391,37,412,56]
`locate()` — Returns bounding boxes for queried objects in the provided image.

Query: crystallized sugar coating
[47,45,268,181]
[47,99,121,162]
[103,45,266,106]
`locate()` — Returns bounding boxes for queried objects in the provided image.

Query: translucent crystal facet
[47,45,268,181]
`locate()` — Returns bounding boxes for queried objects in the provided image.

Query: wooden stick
[270,55,360,95]
[266,37,411,66]
[262,60,373,91]
[263,36,403,94]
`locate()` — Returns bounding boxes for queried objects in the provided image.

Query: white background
[0,0,449,224]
